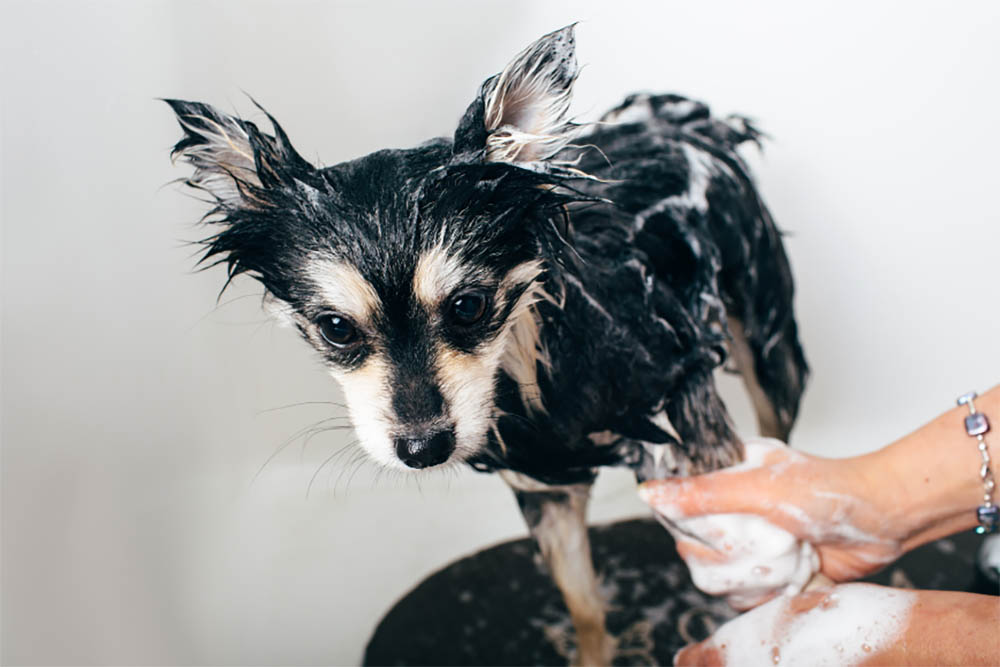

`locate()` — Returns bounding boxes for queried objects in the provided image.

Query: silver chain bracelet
[957,391,997,534]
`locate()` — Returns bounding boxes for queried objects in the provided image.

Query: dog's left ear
[454,25,579,164]
[164,98,325,298]
[163,98,314,210]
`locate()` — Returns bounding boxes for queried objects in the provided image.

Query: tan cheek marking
[307,258,381,323]
[421,259,551,445]
[435,341,505,448]
[436,345,500,399]
[340,354,390,406]
[498,260,551,414]
[332,353,399,468]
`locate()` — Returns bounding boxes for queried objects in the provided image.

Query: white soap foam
[665,512,820,609]
[803,490,891,547]
[706,583,915,666]
[721,437,790,473]
[652,438,821,606]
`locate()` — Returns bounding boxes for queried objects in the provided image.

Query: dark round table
[364,518,996,666]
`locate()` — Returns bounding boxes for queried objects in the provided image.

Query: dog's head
[167,27,588,471]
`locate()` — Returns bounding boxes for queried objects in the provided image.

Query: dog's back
[468,92,808,483]
[586,93,808,440]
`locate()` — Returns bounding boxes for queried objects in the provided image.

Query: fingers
[673,536,728,564]
[638,467,769,519]
[638,439,809,522]
[642,439,831,615]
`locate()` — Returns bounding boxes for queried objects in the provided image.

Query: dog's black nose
[394,430,456,469]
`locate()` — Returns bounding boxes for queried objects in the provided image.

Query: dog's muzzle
[394,430,456,469]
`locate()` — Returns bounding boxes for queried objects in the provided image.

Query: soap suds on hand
[652,438,821,607]
[662,511,820,609]
[704,583,915,666]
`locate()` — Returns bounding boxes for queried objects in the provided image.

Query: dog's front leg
[501,472,613,666]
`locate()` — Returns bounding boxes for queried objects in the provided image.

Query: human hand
[639,438,905,590]
[674,583,1000,667]
[644,505,821,610]
[674,583,915,666]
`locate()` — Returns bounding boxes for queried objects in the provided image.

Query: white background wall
[2,1,998,664]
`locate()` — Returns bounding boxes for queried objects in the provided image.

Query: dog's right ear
[453,25,579,164]
[164,99,312,211]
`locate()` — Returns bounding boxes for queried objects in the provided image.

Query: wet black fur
[473,94,809,484]
[164,37,807,488]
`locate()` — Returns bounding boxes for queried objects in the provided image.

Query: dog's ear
[164,99,313,210]
[165,99,325,297]
[454,25,579,164]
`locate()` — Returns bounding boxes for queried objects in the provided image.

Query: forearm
[673,585,1000,666]
[871,590,1000,666]
[861,385,999,552]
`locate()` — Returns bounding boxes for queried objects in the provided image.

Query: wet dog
[165,25,807,665]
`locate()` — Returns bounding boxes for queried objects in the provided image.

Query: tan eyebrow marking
[306,257,381,322]
[412,244,469,309]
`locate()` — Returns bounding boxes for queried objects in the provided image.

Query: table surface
[364,518,996,666]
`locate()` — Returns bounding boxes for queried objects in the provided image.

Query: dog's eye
[317,313,359,347]
[449,292,488,325]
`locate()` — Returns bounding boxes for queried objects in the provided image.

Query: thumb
[637,466,770,519]
[638,438,796,518]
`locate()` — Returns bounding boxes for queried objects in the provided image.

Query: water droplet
[835,644,844,653]
[820,594,839,609]
[771,646,781,664]
[862,643,872,653]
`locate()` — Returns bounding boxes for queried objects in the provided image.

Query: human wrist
[873,388,999,551]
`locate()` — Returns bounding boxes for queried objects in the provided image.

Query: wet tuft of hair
[164,98,329,297]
